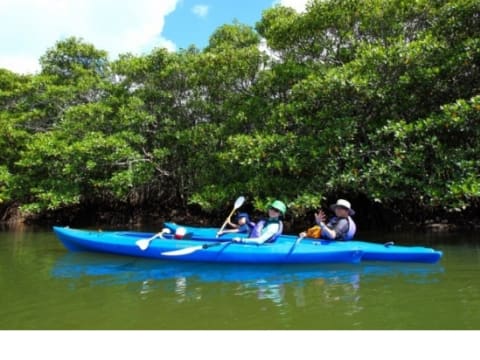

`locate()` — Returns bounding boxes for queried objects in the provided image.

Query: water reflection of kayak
[51,252,444,288]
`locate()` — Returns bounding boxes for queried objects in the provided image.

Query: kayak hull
[52,226,363,264]
[163,223,443,264]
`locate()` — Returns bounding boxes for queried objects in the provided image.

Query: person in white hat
[302,199,357,241]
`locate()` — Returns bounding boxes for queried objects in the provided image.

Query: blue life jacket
[249,219,284,243]
[238,221,256,235]
[327,216,357,240]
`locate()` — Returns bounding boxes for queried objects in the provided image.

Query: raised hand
[314,209,327,224]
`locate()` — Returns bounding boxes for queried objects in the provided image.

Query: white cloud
[192,4,209,18]
[0,0,180,74]
[0,55,40,75]
[278,0,309,13]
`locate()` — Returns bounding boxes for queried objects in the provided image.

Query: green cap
[269,200,286,216]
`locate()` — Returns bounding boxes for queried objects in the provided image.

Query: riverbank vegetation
[1,0,479,231]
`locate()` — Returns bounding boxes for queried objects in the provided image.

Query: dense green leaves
[206,22,260,52]
[0,1,479,225]
[40,36,109,81]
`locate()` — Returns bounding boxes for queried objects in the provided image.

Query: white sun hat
[330,199,355,216]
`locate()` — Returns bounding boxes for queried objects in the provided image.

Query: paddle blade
[234,196,245,210]
[161,245,203,256]
[135,229,170,251]
[161,242,224,256]
[136,239,150,251]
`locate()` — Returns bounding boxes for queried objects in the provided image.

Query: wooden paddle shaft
[218,207,237,234]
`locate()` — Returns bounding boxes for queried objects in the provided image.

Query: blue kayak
[52,226,363,264]
[163,222,443,264]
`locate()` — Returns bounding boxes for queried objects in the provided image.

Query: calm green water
[1,227,479,330]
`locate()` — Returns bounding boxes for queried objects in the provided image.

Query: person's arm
[234,223,279,244]
[314,210,336,239]
[217,218,239,236]
[226,218,238,228]
[320,218,349,240]
[318,221,336,239]
[218,228,240,235]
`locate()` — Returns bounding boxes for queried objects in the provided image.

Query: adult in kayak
[300,199,357,241]
[232,200,286,244]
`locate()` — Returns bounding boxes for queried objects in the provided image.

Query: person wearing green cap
[232,200,286,244]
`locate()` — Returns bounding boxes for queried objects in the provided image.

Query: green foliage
[206,21,260,51]
[255,5,300,55]
[40,36,109,81]
[0,165,12,203]
[1,0,479,223]
[362,96,480,211]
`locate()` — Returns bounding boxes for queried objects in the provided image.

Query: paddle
[216,196,245,237]
[286,235,304,257]
[161,241,229,256]
[136,228,171,251]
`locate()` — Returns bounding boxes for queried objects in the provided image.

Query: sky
[0,0,309,75]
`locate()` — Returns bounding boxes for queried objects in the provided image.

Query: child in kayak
[232,200,286,244]
[217,212,255,236]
